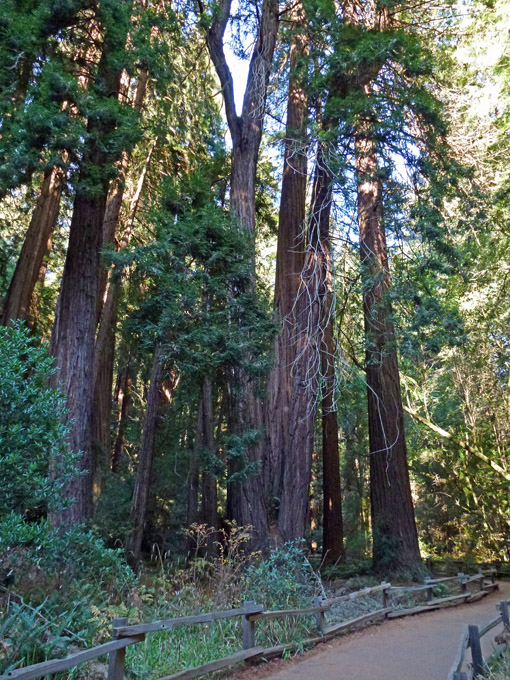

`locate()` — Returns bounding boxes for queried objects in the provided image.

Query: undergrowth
[125,523,323,679]
[0,514,491,679]
[487,649,510,680]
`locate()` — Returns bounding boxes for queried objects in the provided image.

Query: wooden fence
[449,599,510,680]
[1,569,498,680]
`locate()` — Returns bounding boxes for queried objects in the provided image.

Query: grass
[487,648,510,679]
[4,525,497,680]
[118,527,323,679]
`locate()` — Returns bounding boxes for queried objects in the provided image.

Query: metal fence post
[108,617,128,680]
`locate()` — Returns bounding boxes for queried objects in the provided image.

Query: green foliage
[125,538,321,679]
[0,515,134,596]
[0,323,75,517]
[0,514,136,673]
[0,324,137,673]
[0,598,87,674]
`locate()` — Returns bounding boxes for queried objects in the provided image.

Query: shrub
[0,324,136,674]
[0,322,76,517]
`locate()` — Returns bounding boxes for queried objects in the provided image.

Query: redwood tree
[354,121,421,573]
[204,0,279,548]
[49,0,135,527]
[126,344,165,565]
[306,120,345,562]
[1,166,64,326]
[266,7,316,543]
[333,0,422,572]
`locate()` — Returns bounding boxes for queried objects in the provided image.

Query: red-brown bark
[111,362,133,473]
[354,127,421,574]
[321,310,345,563]
[1,166,63,325]
[49,8,132,528]
[126,344,164,565]
[298,127,344,559]
[49,183,108,526]
[266,9,313,543]
[91,134,155,485]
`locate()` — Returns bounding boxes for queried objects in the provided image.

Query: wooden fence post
[468,624,485,678]
[108,617,128,680]
[458,573,467,593]
[424,577,434,602]
[312,596,326,634]
[499,601,510,632]
[242,601,256,650]
[381,582,391,616]
[382,582,389,608]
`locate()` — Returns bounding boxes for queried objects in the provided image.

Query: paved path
[231,582,510,680]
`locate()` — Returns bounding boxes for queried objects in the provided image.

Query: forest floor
[229,580,510,680]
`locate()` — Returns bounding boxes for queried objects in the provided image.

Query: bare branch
[204,0,241,141]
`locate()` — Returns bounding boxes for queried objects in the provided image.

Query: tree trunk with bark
[49,183,107,526]
[205,0,278,549]
[200,377,219,548]
[111,362,133,473]
[126,344,164,566]
[354,125,421,574]
[1,166,64,325]
[49,6,132,528]
[91,138,154,492]
[96,68,149,320]
[321,308,345,563]
[298,125,345,560]
[187,396,202,530]
[266,8,314,543]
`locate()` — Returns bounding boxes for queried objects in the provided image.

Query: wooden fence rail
[449,599,510,680]
[1,568,498,680]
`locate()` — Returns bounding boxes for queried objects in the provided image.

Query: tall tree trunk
[96,69,149,320]
[111,362,133,473]
[126,344,164,566]
[26,249,51,329]
[1,166,63,325]
[49,5,132,528]
[266,7,313,543]
[354,125,421,574]
[49,181,107,526]
[188,377,219,556]
[91,274,121,490]
[321,308,345,563]
[187,396,202,530]
[200,377,219,542]
[91,134,155,490]
[294,122,344,559]
[205,0,278,549]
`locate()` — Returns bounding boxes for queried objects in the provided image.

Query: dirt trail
[230,582,510,680]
